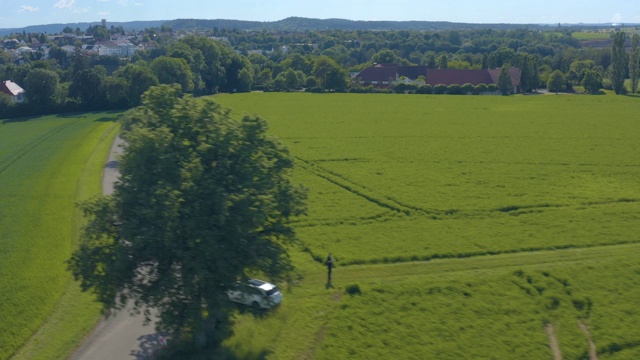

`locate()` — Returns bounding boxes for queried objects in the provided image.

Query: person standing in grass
[325,253,334,282]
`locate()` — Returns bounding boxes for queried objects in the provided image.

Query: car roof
[248,279,276,291]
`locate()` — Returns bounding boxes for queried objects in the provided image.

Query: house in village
[0,80,26,103]
[355,64,522,94]
[86,41,137,57]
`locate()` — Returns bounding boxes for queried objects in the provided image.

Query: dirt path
[71,136,164,360]
[545,323,563,360]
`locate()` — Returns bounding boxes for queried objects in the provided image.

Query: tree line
[2,27,639,118]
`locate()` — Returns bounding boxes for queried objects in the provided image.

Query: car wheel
[252,301,261,311]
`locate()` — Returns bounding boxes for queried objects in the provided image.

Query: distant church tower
[102,19,107,28]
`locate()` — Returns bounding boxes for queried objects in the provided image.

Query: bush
[461,83,475,94]
[433,84,447,94]
[349,85,376,93]
[447,84,463,95]
[416,84,433,94]
[475,83,488,94]
[345,284,362,296]
[487,84,498,93]
[394,83,418,93]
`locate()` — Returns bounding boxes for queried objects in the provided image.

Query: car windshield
[265,287,280,296]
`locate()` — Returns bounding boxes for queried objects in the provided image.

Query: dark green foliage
[630,34,639,94]
[433,84,447,94]
[345,284,362,296]
[446,84,463,95]
[312,56,348,91]
[394,82,418,93]
[68,85,306,347]
[23,68,60,108]
[150,56,195,92]
[69,68,106,108]
[416,84,432,94]
[497,65,512,95]
[474,83,488,94]
[582,70,603,94]
[547,70,566,93]
[611,32,627,95]
[461,83,474,94]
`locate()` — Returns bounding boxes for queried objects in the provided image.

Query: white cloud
[73,7,91,13]
[611,13,623,24]
[19,5,40,12]
[118,0,128,5]
[135,2,143,6]
[98,11,110,16]
[54,0,75,9]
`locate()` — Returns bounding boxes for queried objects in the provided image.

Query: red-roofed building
[0,80,26,103]
[355,64,522,93]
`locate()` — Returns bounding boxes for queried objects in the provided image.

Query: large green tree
[547,70,565,94]
[115,63,159,106]
[611,31,627,95]
[70,67,106,108]
[311,56,348,91]
[68,85,306,350]
[23,68,60,108]
[582,69,603,94]
[629,34,639,94]
[497,65,513,95]
[150,56,195,92]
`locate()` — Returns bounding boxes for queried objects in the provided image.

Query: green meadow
[3,93,639,359]
[0,113,118,360]
[214,93,640,359]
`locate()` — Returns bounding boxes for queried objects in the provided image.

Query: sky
[2,0,640,29]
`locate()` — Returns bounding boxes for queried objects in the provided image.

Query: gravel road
[70,136,164,360]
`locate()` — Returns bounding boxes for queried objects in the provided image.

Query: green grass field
[0,113,119,360]
[572,31,612,40]
[213,93,640,359]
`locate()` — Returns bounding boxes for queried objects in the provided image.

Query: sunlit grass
[0,112,119,359]
[216,93,640,359]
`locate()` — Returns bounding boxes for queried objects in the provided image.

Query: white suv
[227,279,283,309]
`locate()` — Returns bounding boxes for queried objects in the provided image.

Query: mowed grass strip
[0,113,119,359]
[216,93,640,264]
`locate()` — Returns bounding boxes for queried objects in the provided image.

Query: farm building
[355,64,521,93]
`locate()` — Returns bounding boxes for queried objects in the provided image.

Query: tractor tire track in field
[546,323,563,360]
[0,118,82,176]
[579,320,598,360]
[295,157,640,229]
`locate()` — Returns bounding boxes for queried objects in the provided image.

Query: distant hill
[0,20,165,36]
[164,17,552,31]
[1,17,630,36]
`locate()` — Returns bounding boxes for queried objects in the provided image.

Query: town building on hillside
[90,41,137,57]
[355,64,522,94]
[0,80,26,103]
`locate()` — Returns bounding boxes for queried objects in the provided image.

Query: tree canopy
[611,31,627,95]
[68,84,306,349]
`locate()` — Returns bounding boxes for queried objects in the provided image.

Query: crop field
[214,93,640,359]
[0,113,119,359]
